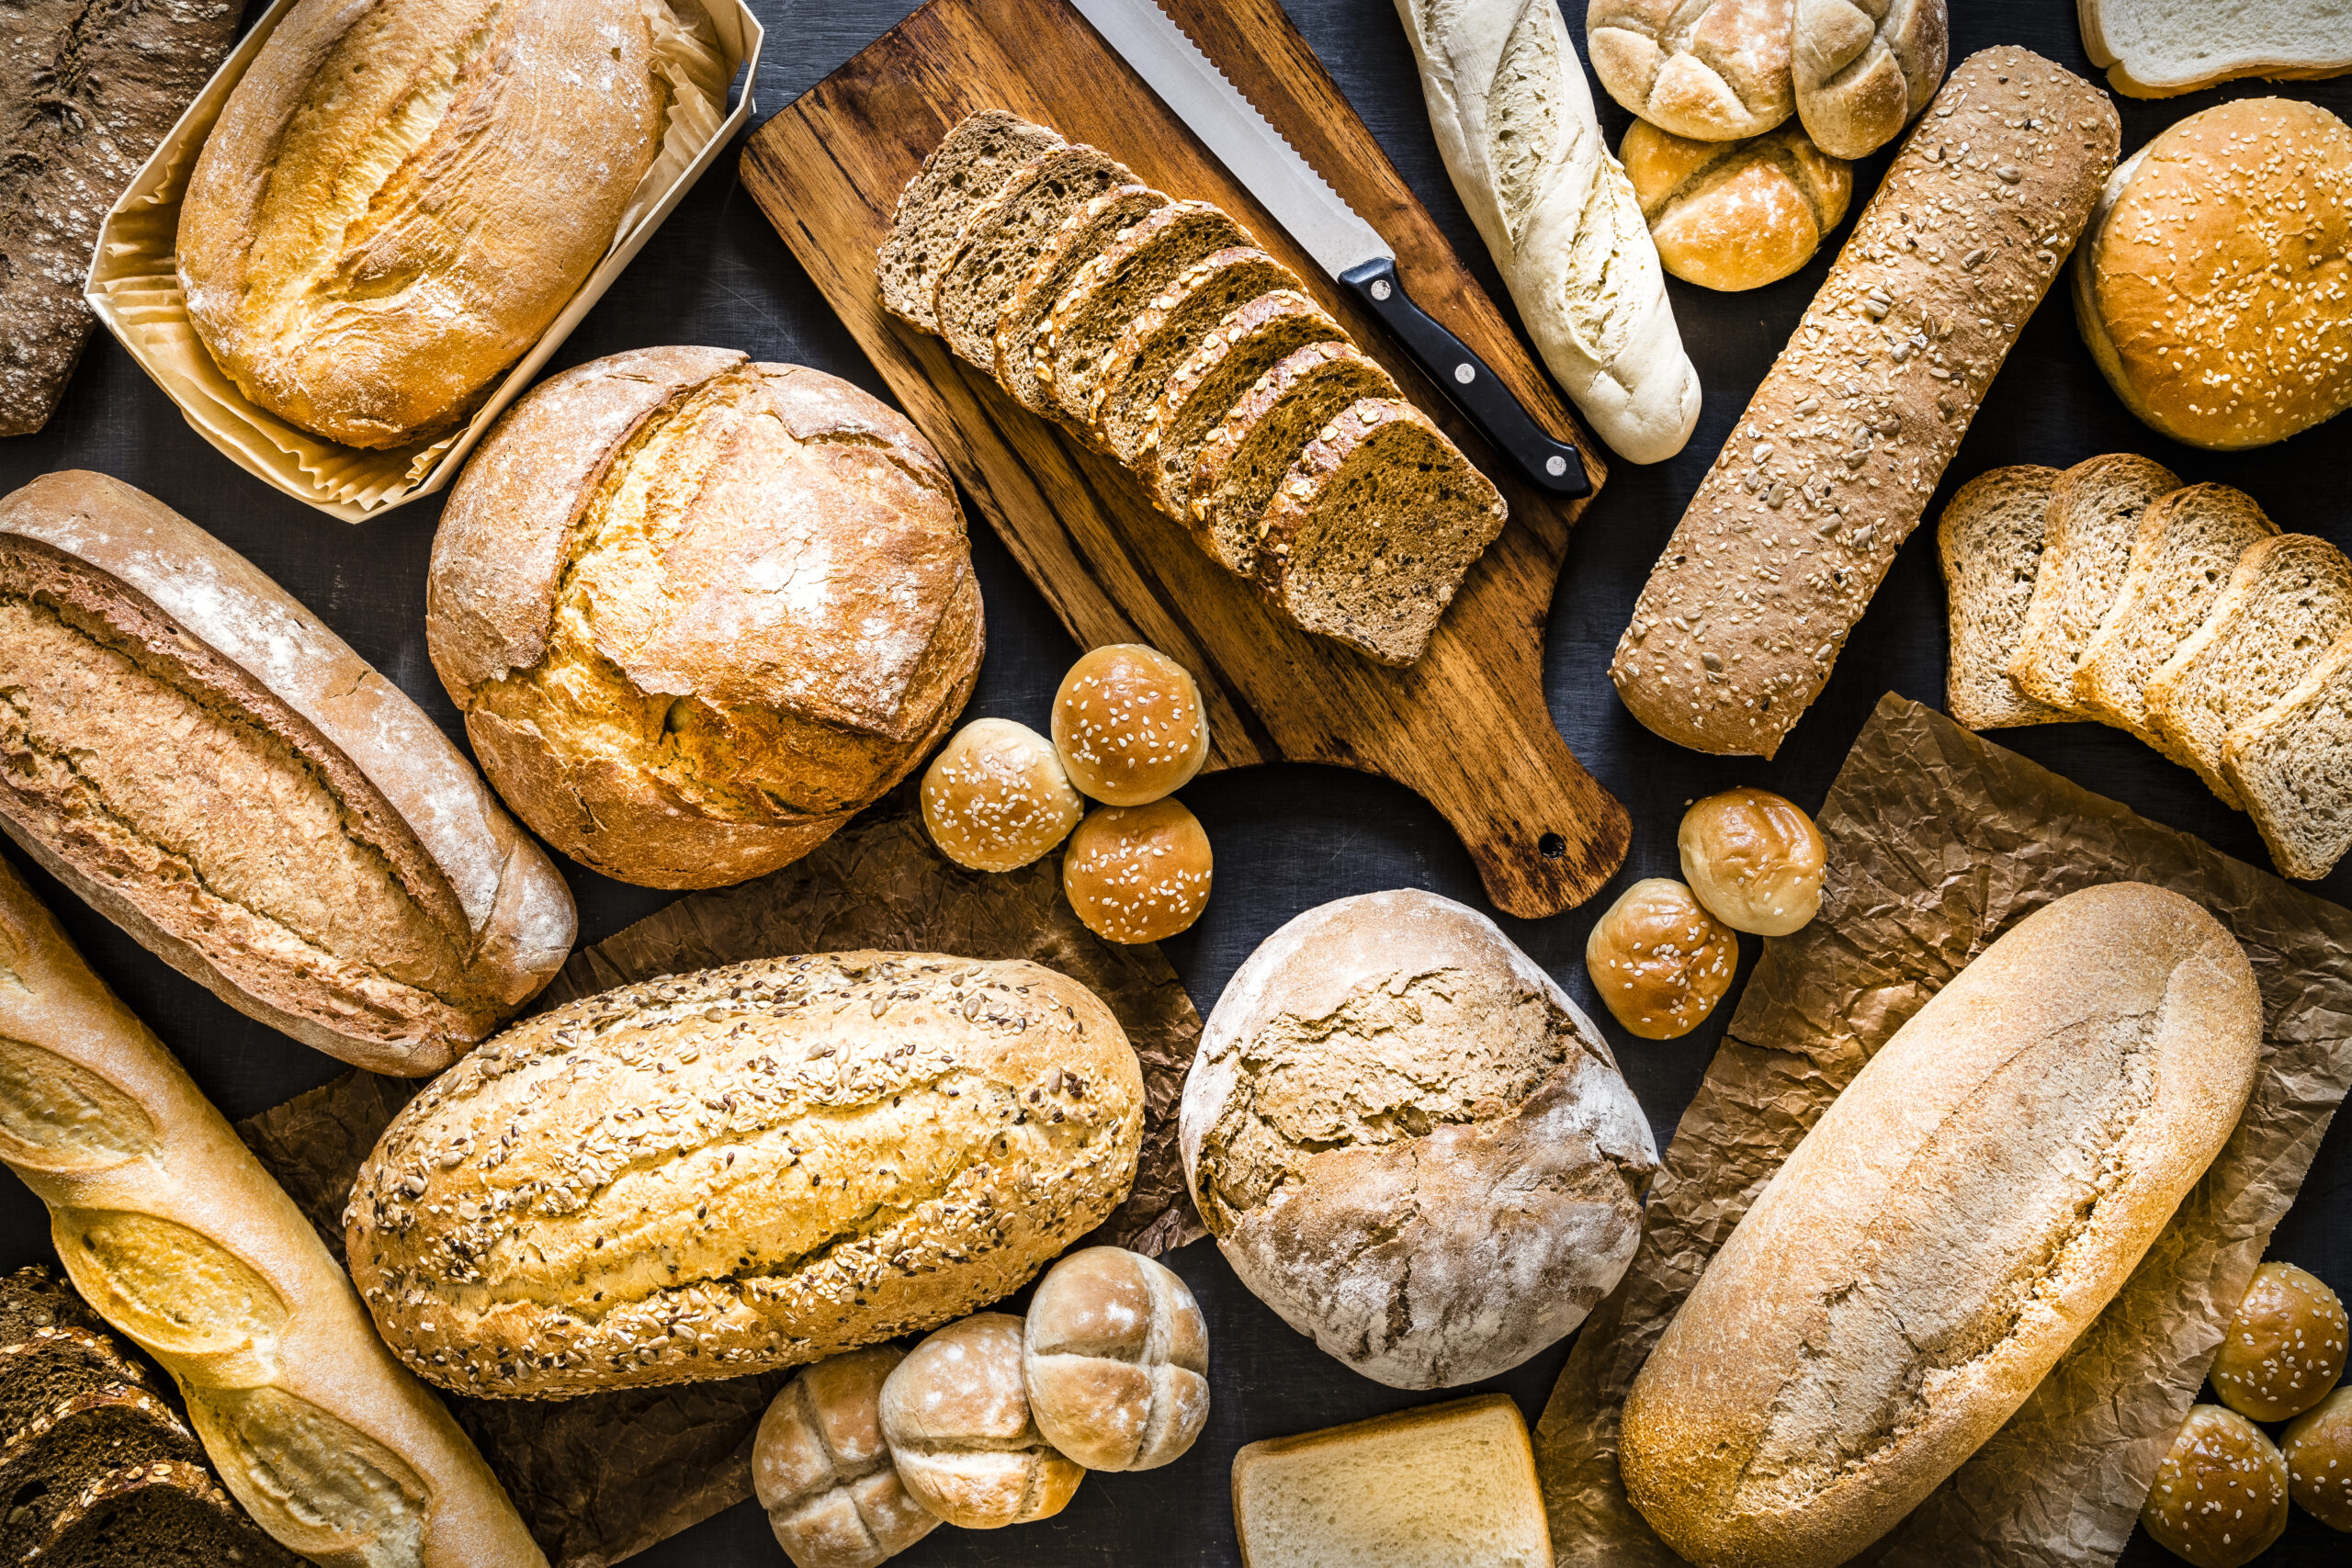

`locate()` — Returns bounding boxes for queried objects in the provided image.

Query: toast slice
[1091,246,1301,463]
[993,184,1170,415]
[1936,466,2068,730]
[930,143,1134,369]
[2010,454,2179,713]
[877,110,1064,333]
[1137,290,1344,518]
[2079,0,2352,97]
[2225,630,2352,879]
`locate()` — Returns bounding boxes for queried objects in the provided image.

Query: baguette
[1620,883,2261,1568]
[1608,49,2118,758]
[0,856,545,1567]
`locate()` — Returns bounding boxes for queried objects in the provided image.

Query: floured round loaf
[1179,889,1658,1389]
[347,953,1144,1399]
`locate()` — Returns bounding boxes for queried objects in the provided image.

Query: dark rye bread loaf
[1091,247,1302,464]
[931,143,1134,369]
[1138,290,1345,517]
[0,0,244,435]
[878,110,1064,333]
[1039,201,1251,425]
[26,1457,299,1566]
[1190,343,1399,577]
[0,1387,201,1559]
[995,184,1170,413]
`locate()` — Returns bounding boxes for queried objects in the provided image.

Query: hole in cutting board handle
[1538,832,1567,860]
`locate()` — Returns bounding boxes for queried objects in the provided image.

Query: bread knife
[1067,0,1590,498]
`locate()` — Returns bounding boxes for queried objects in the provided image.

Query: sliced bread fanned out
[2074,483,2279,757]
[2225,630,2352,879]
[931,143,1135,368]
[1936,466,2067,730]
[2010,453,2179,713]
[1090,247,1302,464]
[0,1387,203,1561]
[27,1456,297,1566]
[994,184,1170,414]
[1189,343,1399,577]
[2146,533,2352,807]
[1138,289,1344,518]
[1037,201,1252,426]
[1255,399,1508,667]
[878,110,1064,333]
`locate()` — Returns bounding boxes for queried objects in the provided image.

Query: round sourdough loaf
[427,349,984,889]
[345,953,1143,1399]
[1179,890,1657,1390]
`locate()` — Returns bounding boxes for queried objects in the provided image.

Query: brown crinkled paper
[1535,694,2352,1568]
[240,795,1204,1568]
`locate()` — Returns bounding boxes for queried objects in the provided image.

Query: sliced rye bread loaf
[0,1270,105,1352]
[0,1387,202,1561]
[26,1457,299,1565]
[1936,467,2069,731]
[1254,399,1509,666]
[0,1332,162,1441]
[1138,290,1344,518]
[2075,484,2279,760]
[930,142,1135,369]
[995,184,1170,414]
[878,110,1065,333]
[1188,344,1401,577]
[2224,630,2352,880]
[1037,201,1252,425]
[1089,247,1303,463]
[2010,454,2180,714]
[2145,533,2352,807]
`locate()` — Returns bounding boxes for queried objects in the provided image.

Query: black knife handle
[1339,256,1590,499]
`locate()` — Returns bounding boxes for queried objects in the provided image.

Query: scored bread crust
[2078,0,2352,97]
[1588,0,1797,141]
[2009,452,2180,713]
[1622,119,1853,294]
[1792,0,1948,160]
[1935,464,2067,730]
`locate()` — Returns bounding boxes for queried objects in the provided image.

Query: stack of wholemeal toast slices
[876,109,1507,667]
[1940,455,2352,880]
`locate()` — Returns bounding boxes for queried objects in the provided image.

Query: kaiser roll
[880,1314,1082,1529]
[427,348,983,889]
[754,1348,941,1568]
[1623,120,1851,291]
[1677,787,1827,935]
[1022,1247,1208,1472]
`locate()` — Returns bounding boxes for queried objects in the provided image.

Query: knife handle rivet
[1370,278,1392,300]
[1547,456,1567,478]
[1453,364,1476,385]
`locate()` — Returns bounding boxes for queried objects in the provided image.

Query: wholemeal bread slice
[27,1456,299,1566]
[2074,484,2279,758]
[2145,533,2352,807]
[2223,630,2352,879]
[2010,454,2179,713]
[930,143,1134,369]
[994,184,1170,414]
[1189,344,1399,577]
[1037,201,1251,426]
[0,1388,204,1561]
[1936,467,2068,730]
[2078,0,2352,97]
[1137,290,1344,518]
[878,110,1064,333]
[1090,247,1302,463]
[1255,399,1508,667]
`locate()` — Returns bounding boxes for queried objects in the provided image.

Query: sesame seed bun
[1062,799,1212,944]
[1052,645,1210,807]
[921,718,1083,872]
[2075,98,2352,450]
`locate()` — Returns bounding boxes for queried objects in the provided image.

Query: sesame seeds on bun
[1062,799,1213,944]
[922,718,1084,872]
[1053,644,1210,807]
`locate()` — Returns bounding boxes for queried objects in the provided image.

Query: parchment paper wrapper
[1534,694,2352,1568]
[84,0,759,521]
[240,796,1204,1568]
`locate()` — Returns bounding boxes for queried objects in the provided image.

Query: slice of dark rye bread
[27,1457,300,1565]
[2226,629,2352,880]
[930,143,1135,369]
[0,1270,106,1351]
[1037,200,1252,425]
[995,185,1170,413]
[2009,454,2180,714]
[1188,343,1399,577]
[1090,247,1302,463]
[0,1331,161,1441]
[1254,399,1508,666]
[878,110,1065,333]
[1936,467,2069,731]
[1138,290,1343,518]
[0,1387,203,1561]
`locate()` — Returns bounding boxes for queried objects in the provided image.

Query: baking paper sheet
[1533,694,2352,1567]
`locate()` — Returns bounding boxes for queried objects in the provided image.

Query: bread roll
[1623,120,1852,292]
[428,348,983,890]
[1182,890,1657,1388]
[1062,800,1213,944]
[2282,1386,2352,1530]
[346,953,1144,1399]
[1609,49,2118,757]
[1583,878,1738,1038]
[1620,884,2262,1568]
[1022,1247,1208,1472]
[0,857,543,1567]
[1792,0,1947,160]
[879,1315,1081,1529]
[921,719,1083,872]
[1677,789,1826,936]
[1588,0,1795,142]
[753,1348,941,1568]
[2210,1261,2347,1423]
[176,0,687,448]
[1051,645,1209,806]
[2140,1405,2290,1568]
[0,471,572,1077]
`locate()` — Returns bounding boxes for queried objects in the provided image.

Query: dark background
[3,1,2347,1563]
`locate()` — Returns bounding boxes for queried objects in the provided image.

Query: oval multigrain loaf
[347,953,1145,1400]
[1620,884,2262,1568]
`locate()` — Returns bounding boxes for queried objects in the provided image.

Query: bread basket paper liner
[82,0,758,523]
[239,795,1204,1568]
[1534,694,2352,1568]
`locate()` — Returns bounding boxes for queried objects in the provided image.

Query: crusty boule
[921,718,1084,872]
[1023,1247,1209,1472]
[2211,1260,2347,1424]
[754,1347,941,1568]
[1678,787,1827,936]
[1584,878,1738,1039]
[2140,1404,2291,1568]
[1622,120,1850,292]
[1062,799,1213,944]
[880,1314,1082,1529]
[2283,1385,2352,1530]
[1051,644,1210,806]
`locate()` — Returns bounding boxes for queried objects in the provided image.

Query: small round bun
[753,1346,941,1568]
[1678,788,1827,936]
[1585,878,1737,1040]
[2283,1385,2352,1530]
[879,1314,1081,1530]
[2141,1404,2290,1568]
[1052,644,1209,806]
[921,718,1084,872]
[1023,1247,1209,1471]
[1063,800,1212,944]
[1622,121,1852,293]
[2211,1260,2347,1423]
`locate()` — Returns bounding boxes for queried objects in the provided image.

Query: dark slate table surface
[3,1,2346,1563]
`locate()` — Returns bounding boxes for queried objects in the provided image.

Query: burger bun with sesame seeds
[1585,877,1740,1038]
[1051,645,1210,807]
[2141,1404,2291,1568]
[921,718,1084,873]
[1060,800,1213,944]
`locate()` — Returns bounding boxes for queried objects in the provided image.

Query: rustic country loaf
[0,471,573,1077]
[1090,247,1301,464]
[1608,48,2119,757]
[1189,343,1400,577]
[1620,884,2262,1568]
[930,142,1134,369]
[1588,0,1797,141]
[879,109,1065,333]
[993,184,1170,413]
[2224,630,2352,881]
[1137,289,1343,517]
[347,953,1145,1400]
[1038,201,1251,425]
[2009,453,2179,713]
[1935,465,2067,729]
[1792,0,1948,160]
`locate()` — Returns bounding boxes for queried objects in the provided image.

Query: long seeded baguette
[1609,49,2118,757]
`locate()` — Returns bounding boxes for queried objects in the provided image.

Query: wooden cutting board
[740,0,1627,918]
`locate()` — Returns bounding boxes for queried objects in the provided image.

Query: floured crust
[1792,0,1948,160]
[1589,0,1797,141]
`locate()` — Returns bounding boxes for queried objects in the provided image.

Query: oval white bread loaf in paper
[1398,0,1698,465]
[0,856,545,1567]
[1620,883,2262,1568]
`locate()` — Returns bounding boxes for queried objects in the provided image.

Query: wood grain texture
[739,0,1627,917]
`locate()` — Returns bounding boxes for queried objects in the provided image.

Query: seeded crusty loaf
[1138,290,1343,517]
[1091,247,1301,464]
[994,185,1171,413]
[1608,49,2119,757]
[1038,201,1251,425]
[1190,343,1400,577]
[348,953,1145,1399]
[879,110,1065,333]
[2224,631,2352,880]
[1936,465,2067,730]
[2009,453,2179,712]
[931,143,1134,369]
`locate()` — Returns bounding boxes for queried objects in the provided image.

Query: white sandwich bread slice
[1937,466,2068,731]
[2077,0,2352,97]
[2225,630,2352,880]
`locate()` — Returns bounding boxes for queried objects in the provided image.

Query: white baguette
[0,855,544,1567]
